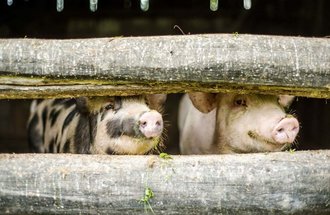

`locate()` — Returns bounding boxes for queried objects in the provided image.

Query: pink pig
[179,93,299,154]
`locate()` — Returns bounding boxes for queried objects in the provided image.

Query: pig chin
[247,130,291,151]
[108,136,160,155]
[93,135,160,155]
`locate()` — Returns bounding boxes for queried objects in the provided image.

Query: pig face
[28,95,166,155]
[189,93,299,153]
[85,96,165,155]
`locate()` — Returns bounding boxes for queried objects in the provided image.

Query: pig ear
[189,92,217,113]
[75,97,90,114]
[278,95,295,108]
[145,94,167,112]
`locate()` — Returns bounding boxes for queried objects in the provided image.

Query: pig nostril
[139,111,163,138]
[140,121,147,128]
[277,128,284,133]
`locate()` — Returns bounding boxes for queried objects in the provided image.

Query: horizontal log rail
[0,151,329,214]
[0,34,329,99]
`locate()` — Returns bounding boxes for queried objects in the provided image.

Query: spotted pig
[28,95,166,155]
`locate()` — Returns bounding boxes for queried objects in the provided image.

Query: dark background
[0,0,329,153]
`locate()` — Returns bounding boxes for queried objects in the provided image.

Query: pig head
[28,94,167,155]
[179,93,299,154]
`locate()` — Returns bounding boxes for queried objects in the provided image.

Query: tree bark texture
[0,34,329,99]
[0,151,329,214]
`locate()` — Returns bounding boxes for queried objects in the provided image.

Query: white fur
[178,95,217,154]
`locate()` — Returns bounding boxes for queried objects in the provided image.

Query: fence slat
[0,151,329,214]
[0,34,329,98]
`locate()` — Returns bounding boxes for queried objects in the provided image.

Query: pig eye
[105,104,114,110]
[234,98,247,107]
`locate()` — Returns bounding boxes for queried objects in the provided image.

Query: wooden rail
[0,34,329,99]
[0,151,329,214]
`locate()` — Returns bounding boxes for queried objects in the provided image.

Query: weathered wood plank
[0,151,329,214]
[0,34,329,99]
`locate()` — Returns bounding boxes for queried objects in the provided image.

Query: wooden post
[0,151,329,214]
[0,34,329,98]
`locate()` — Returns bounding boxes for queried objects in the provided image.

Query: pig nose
[139,111,163,138]
[272,117,299,144]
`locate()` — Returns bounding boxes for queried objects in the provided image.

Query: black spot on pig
[35,99,43,105]
[106,147,115,155]
[62,109,78,133]
[49,109,61,127]
[106,117,141,139]
[74,114,93,154]
[106,119,122,138]
[122,117,141,138]
[52,99,64,106]
[41,107,48,132]
[56,137,61,152]
[28,95,166,155]
[113,96,123,112]
[63,99,76,108]
[63,140,71,153]
[49,138,56,153]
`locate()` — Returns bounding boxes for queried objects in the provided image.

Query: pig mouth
[247,130,289,149]
[118,132,160,141]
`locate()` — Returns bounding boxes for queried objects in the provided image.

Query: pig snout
[139,111,163,138]
[272,117,299,144]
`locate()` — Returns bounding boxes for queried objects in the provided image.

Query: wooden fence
[0,151,329,214]
[0,34,329,214]
[0,34,329,99]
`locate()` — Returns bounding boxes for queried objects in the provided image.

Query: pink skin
[215,94,299,153]
[179,93,300,154]
[272,117,299,144]
[139,110,163,138]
